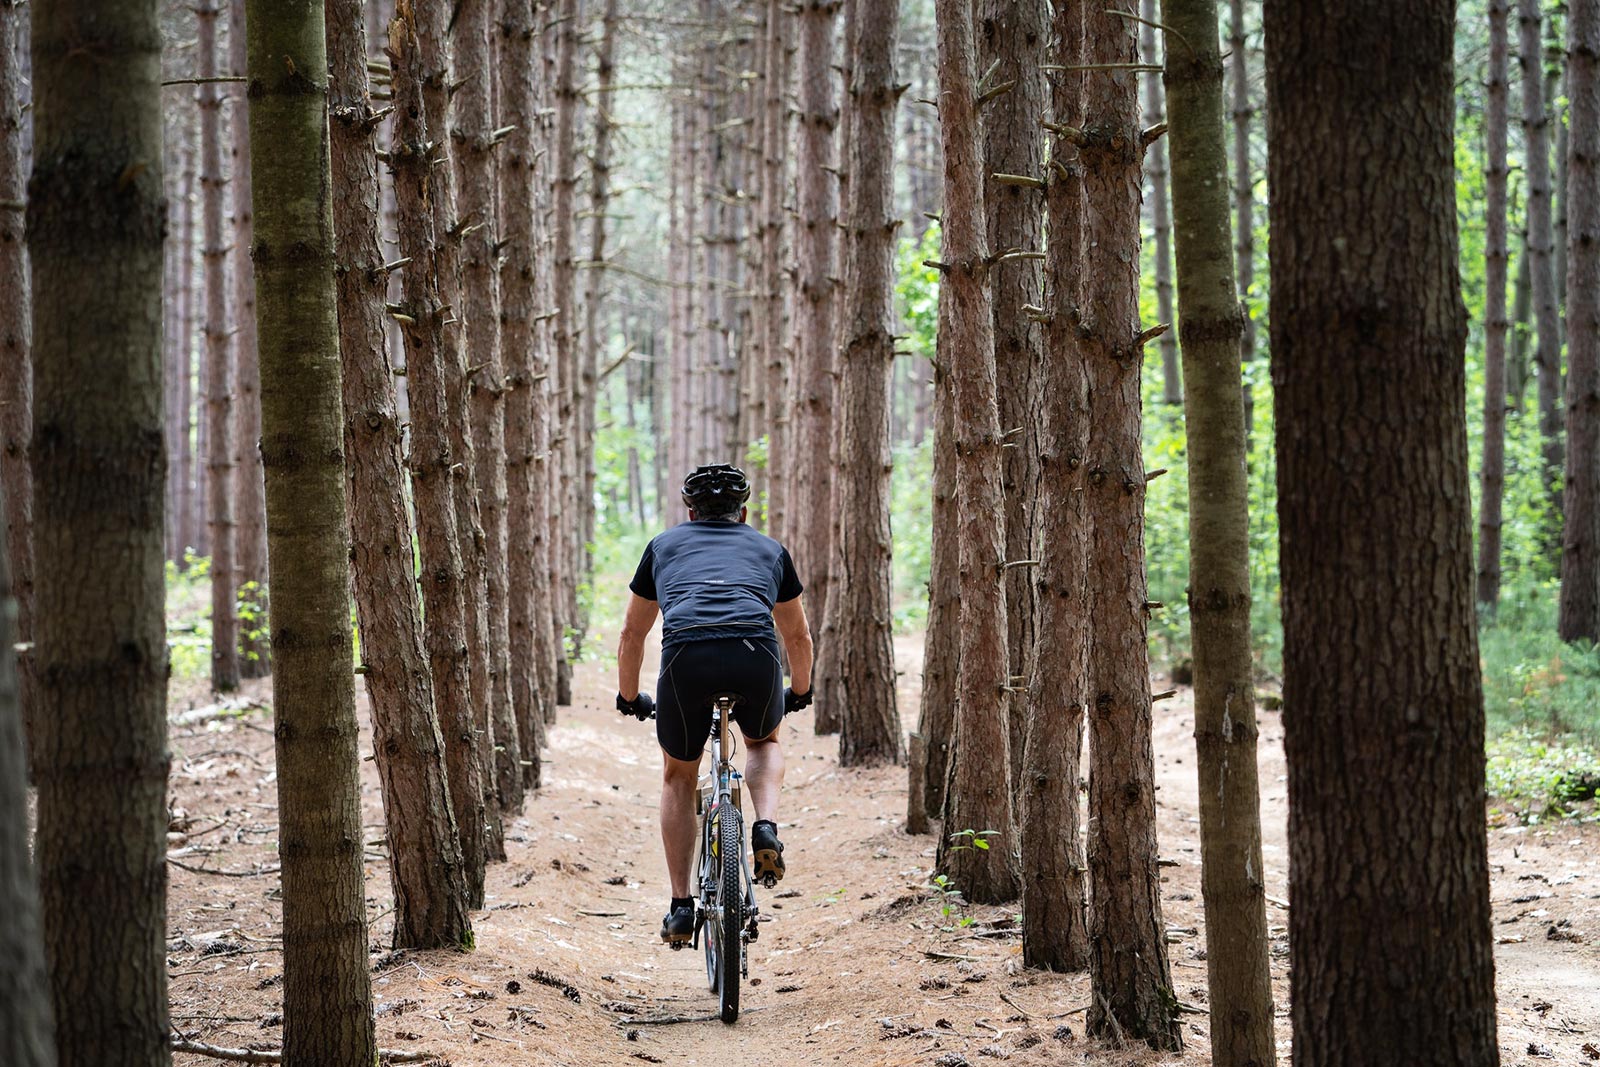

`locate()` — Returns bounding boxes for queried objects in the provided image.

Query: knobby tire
[717,802,742,1023]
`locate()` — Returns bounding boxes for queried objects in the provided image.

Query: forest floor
[164,631,1600,1067]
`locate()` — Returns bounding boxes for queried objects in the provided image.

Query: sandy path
[163,631,1600,1066]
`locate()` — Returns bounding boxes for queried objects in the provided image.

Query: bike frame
[693,697,759,972]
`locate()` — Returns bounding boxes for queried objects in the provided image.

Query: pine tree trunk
[1511,235,1533,408]
[231,0,270,678]
[414,0,502,872]
[246,3,379,1058]
[761,0,794,543]
[581,0,619,562]
[1142,0,1180,406]
[1264,3,1500,1063]
[453,0,519,847]
[30,0,171,1061]
[164,184,181,562]
[390,6,490,911]
[917,325,959,817]
[1553,19,1569,345]
[1079,2,1180,1048]
[977,0,1046,799]
[1161,0,1275,1060]
[1523,0,1565,513]
[1230,0,1255,438]
[793,0,842,733]
[497,0,552,792]
[1019,0,1092,974]
[552,0,583,703]
[812,0,851,742]
[200,0,240,693]
[0,0,34,772]
[177,153,199,562]
[0,486,51,1067]
[1481,0,1512,612]
[932,0,1018,903]
[1562,0,1600,642]
[326,0,476,950]
[833,0,901,769]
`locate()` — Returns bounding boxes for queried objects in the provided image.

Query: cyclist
[614,464,814,946]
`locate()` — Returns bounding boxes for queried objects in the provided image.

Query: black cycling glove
[784,687,812,714]
[616,691,656,721]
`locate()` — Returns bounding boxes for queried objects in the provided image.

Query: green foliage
[896,223,942,359]
[237,581,267,664]
[946,827,1000,852]
[1486,730,1600,823]
[928,872,975,929]
[891,438,933,632]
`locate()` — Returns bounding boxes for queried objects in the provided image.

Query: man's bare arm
[617,593,660,699]
[773,597,813,695]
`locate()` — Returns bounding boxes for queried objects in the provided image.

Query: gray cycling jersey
[629,519,803,648]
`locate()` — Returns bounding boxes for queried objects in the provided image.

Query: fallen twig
[168,858,280,878]
[617,1007,767,1026]
[171,1036,437,1063]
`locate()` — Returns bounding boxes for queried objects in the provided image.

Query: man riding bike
[614,464,814,945]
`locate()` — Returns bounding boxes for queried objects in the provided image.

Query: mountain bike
[666,694,771,1024]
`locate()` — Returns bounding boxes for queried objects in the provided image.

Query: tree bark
[177,152,200,562]
[580,0,619,577]
[1161,0,1275,1060]
[932,0,1018,903]
[414,0,502,873]
[453,0,518,849]
[1562,0,1600,642]
[1078,2,1180,1048]
[917,326,959,816]
[1523,0,1564,515]
[0,0,34,772]
[1230,0,1254,439]
[0,486,52,1067]
[1019,0,1092,975]
[760,0,794,544]
[246,2,379,1058]
[1482,0,1512,612]
[200,0,240,693]
[326,0,476,950]
[1264,2,1501,1064]
[29,0,171,1061]
[231,0,269,678]
[1553,19,1569,347]
[1511,232,1533,408]
[1142,0,1180,407]
[552,0,584,705]
[389,5,490,911]
[977,0,1046,797]
[792,0,842,733]
[497,0,551,791]
[832,0,901,769]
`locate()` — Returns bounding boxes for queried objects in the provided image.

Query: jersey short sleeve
[629,541,658,601]
[775,547,803,603]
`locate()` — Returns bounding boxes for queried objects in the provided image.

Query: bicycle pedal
[670,941,685,952]
[759,873,777,889]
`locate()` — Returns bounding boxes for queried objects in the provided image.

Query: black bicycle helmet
[681,463,751,515]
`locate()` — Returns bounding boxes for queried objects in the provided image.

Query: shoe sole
[661,930,692,944]
[753,847,784,885]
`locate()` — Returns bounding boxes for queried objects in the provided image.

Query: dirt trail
[165,631,1600,1066]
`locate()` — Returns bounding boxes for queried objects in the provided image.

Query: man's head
[682,464,751,523]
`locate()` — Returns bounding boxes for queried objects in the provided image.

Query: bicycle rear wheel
[716,802,743,1023]
[702,811,718,992]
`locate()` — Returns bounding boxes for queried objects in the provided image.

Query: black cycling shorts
[656,635,784,762]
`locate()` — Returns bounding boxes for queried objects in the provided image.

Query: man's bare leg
[661,751,700,898]
[742,732,783,824]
